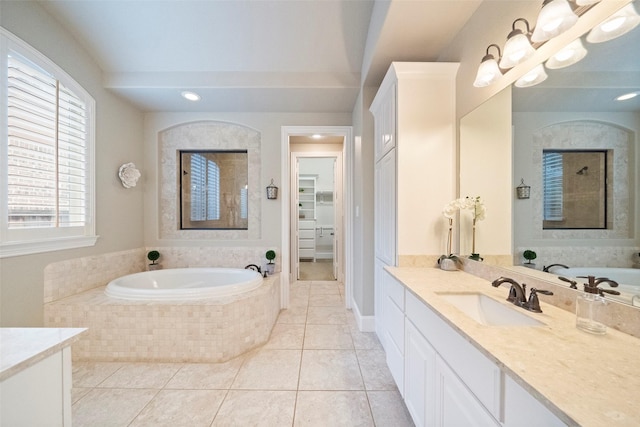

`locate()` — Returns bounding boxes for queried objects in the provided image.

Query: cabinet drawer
[299,239,315,249]
[383,269,404,310]
[385,330,405,396]
[299,229,315,239]
[299,220,316,230]
[406,291,502,420]
[384,294,404,353]
[299,249,315,258]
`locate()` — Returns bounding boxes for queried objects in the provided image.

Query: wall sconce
[546,37,588,69]
[500,18,536,69]
[266,179,278,200]
[473,44,503,87]
[531,0,579,43]
[515,63,548,87]
[516,178,531,199]
[586,3,640,43]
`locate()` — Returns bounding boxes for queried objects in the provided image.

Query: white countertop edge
[0,327,87,381]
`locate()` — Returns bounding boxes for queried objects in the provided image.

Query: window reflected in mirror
[542,150,608,229]
[180,150,248,230]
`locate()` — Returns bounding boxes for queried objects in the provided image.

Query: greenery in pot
[523,250,537,265]
[147,250,160,265]
[266,250,276,264]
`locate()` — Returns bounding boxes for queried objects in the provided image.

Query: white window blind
[190,154,220,221]
[1,28,96,257]
[543,152,564,221]
[7,55,87,228]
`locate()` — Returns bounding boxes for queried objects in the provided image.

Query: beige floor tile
[264,323,305,349]
[356,348,397,390]
[277,306,308,324]
[299,349,363,390]
[129,389,226,427]
[72,388,158,427]
[290,293,310,308]
[308,293,344,307]
[232,349,301,390]
[304,324,353,350]
[98,363,181,389]
[308,282,340,295]
[350,328,384,350]
[212,390,296,426]
[72,361,124,387]
[367,390,415,427]
[294,391,373,426]
[306,306,347,324]
[71,387,91,404]
[165,358,244,389]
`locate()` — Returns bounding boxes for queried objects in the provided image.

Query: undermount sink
[436,292,544,327]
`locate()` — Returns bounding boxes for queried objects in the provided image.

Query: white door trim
[280,126,353,310]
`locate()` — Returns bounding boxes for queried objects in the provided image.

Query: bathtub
[105,268,263,301]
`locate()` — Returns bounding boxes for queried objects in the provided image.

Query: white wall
[0,1,145,326]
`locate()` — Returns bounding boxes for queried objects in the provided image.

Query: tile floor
[71,281,415,426]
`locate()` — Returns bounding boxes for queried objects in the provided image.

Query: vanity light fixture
[181,91,201,101]
[586,3,640,43]
[546,38,588,69]
[500,19,536,69]
[514,63,548,88]
[575,0,601,5]
[473,44,503,87]
[531,0,579,43]
[616,91,639,101]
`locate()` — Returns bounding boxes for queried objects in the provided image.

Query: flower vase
[438,258,458,271]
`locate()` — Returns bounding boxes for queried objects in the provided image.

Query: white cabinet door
[374,149,396,265]
[434,356,500,427]
[372,81,397,162]
[405,319,437,427]
[374,258,386,348]
[504,375,567,427]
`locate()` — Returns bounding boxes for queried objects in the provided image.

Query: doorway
[294,155,341,281]
[280,126,353,310]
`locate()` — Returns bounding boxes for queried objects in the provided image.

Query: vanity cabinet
[380,272,567,427]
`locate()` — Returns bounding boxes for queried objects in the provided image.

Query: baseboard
[351,298,376,332]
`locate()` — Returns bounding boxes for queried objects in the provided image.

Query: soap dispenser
[575,276,607,335]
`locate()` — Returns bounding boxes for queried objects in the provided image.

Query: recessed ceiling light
[312,134,322,139]
[615,92,638,101]
[181,91,201,101]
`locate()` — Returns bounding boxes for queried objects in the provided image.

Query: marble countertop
[0,328,87,381]
[386,267,640,427]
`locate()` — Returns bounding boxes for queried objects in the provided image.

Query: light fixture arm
[481,44,502,62]
[508,18,532,38]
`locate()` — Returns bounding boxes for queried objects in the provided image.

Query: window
[1,28,96,257]
[543,151,564,222]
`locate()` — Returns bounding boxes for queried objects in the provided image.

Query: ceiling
[37,0,482,113]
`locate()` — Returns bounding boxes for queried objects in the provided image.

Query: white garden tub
[105,267,263,301]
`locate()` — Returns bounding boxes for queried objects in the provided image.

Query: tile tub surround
[44,246,280,304]
[387,267,640,426]
[44,274,281,363]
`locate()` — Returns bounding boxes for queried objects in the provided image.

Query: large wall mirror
[180,150,248,230]
[459,4,639,307]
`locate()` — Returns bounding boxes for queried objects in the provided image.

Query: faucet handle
[558,276,578,289]
[526,288,553,313]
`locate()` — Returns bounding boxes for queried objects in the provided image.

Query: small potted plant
[147,250,161,271]
[265,250,276,274]
[523,250,537,269]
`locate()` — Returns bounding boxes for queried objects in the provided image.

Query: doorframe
[280,126,353,309]
[291,151,343,282]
